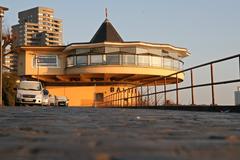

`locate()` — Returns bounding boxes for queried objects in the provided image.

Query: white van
[15,80,46,106]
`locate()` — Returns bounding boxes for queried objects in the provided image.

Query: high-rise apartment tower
[12,7,63,46]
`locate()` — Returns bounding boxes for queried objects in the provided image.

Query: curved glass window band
[66,54,183,70]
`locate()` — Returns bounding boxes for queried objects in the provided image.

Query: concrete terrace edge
[99,105,240,113]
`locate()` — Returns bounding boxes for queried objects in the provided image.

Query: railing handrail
[102,53,240,106]
[104,53,240,99]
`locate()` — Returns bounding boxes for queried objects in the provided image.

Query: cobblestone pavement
[0,107,240,160]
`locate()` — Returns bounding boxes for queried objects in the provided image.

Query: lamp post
[38,58,39,81]
[34,55,40,81]
[0,6,8,106]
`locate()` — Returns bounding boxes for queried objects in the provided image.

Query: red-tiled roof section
[90,19,124,43]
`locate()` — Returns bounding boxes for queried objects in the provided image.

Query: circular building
[17,18,190,107]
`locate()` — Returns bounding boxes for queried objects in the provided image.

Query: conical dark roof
[90,19,124,43]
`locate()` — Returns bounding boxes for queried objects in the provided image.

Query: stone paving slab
[0,107,240,160]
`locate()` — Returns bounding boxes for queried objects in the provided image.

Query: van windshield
[19,81,42,91]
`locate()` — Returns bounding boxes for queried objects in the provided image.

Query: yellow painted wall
[18,48,65,76]
[46,85,134,107]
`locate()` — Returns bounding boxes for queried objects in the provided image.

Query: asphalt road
[0,107,240,160]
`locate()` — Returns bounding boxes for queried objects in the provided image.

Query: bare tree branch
[2,25,16,57]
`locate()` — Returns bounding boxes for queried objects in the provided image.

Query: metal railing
[100,54,240,107]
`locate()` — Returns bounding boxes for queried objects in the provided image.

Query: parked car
[48,95,57,106]
[56,96,69,107]
[42,89,50,106]
[15,80,45,106]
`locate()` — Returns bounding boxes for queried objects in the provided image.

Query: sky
[1,0,240,105]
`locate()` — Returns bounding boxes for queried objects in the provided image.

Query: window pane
[77,55,88,66]
[123,54,135,65]
[106,54,120,64]
[173,59,180,69]
[179,61,183,70]
[163,58,172,68]
[151,56,162,67]
[95,93,104,102]
[67,56,75,67]
[76,48,90,54]
[90,47,105,54]
[138,55,149,66]
[34,55,58,67]
[91,55,103,64]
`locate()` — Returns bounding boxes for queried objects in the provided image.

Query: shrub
[2,72,19,106]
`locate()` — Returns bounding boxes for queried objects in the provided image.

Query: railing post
[115,93,117,107]
[110,94,112,106]
[132,88,134,107]
[154,81,157,106]
[135,88,137,107]
[127,89,129,107]
[239,56,240,78]
[117,92,119,107]
[113,94,115,107]
[120,91,122,107]
[122,91,124,107]
[147,85,150,106]
[113,93,115,107]
[164,77,167,105]
[123,90,125,107]
[119,91,121,107]
[120,92,122,107]
[106,96,107,106]
[190,69,195,105]
[140,86,143,106]
[104,96,106,107]
[130,88,132,107]
[176,74,179,105]
[110,95,111,107]
[210,64,215,105]
[110,95,112,107]
[111,94,113,107]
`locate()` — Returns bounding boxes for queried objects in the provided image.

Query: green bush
[3,72,19,106]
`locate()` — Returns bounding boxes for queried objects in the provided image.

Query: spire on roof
[90,10,124,43]
[105,8,108,19]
